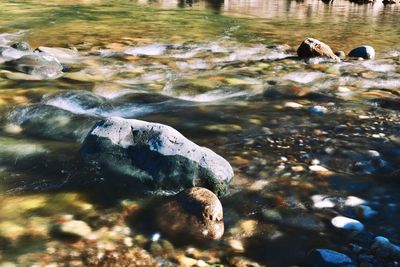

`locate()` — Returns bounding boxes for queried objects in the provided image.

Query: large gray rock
[297,38,340,62]
[348,45,375,60]
[308,249,355,267]
[80,117,234,195]
[5,54,63,79]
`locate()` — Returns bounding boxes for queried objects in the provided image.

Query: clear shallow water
[0,0,400,266]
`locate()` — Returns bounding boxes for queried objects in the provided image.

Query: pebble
[309,165,330,173]
[291,165,305,172]
[331,216,364,231]
[357,205,377,219]
[366,150,380,157]
[344,196,366,207]
[309,105,328,115]
[55,220,92,238]
[284,101,303,108]
[229,256,264,267]
[311,194,335,209]
[228,239,245,252]
[371,236,400,259]
[308,249,355,267]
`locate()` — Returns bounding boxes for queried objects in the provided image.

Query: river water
[0,0,400,266]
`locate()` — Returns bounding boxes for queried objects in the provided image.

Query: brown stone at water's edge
[297,37,341,62]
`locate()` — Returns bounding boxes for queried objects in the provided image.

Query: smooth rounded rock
[55,220,92,238]
[5,54,63,79]
[331,216,364,231]
[348,46,375,60]
[155,187,224,241]
[80,117,234,195]
[308,249,355,267]
[36,46,80,63]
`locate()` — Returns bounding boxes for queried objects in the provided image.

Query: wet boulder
[5,54,63,79]
[155,187,224,241]
[0,46,31,63]
[35,46,80,64]
[308,249,355,267]
[348,45,375,60]
[80,117,234,195]
[297,38,340,62]
[11,42,31,51]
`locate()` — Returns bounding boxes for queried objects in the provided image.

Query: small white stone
[151,232,161,242]
[367,150,380,157]
[309,105,328,114]
[123,237,133,247]
[344,196,366,207]
[311,195,335,209]
[311,159,320,165]
[331,216,364,231]
[284,102,303,108]
[309,165,330,172]
[228,239,245,252]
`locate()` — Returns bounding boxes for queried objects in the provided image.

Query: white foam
[362,78,400,89]
[362,61,396,72]
[170,89,250,103]
[125,44,167,56]
[0,31,25,46]
[45,98,98,115]
[283,72,325,84]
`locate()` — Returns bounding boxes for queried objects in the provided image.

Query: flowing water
[0,0,400,266]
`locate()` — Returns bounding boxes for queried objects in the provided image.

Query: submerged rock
[53,219,92,239]
[80,117,234,195]
[371,236,400,260]
[155,187,224,241]
[5,54,63,79]
[297,38,340,62]
[42,90,107,115]
[35,46,80,63]
[8,104,96,142]
[0,46,31,63]
[308,249,355,267]
[11,42,31,51]
[348,46,375,60]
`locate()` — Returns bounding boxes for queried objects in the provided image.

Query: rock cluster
[0,42,79,79]
[297,38,376,61]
